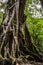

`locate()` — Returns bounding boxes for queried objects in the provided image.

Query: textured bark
[0,0,43,62]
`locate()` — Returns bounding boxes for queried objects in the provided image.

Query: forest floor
[0,57,43,65]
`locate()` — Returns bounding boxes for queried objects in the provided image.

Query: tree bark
[0,0,43,62]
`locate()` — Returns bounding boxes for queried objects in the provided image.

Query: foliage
[24,0,43,53]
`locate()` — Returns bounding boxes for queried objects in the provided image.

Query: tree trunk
[0,0,43,62]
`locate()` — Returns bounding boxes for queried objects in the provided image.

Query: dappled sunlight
[28,0,43,18]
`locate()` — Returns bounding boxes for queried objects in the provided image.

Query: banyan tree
[0,0,43,62]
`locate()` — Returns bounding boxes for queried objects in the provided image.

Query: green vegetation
[24,0,43,53]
